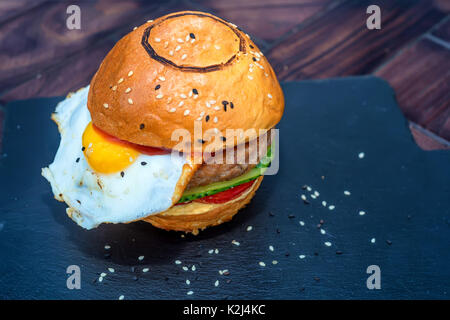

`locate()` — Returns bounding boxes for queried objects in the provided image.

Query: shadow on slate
[0,76,449,299]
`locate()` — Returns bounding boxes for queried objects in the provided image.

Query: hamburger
[42,11,284,234]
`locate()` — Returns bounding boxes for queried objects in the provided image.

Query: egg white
[42,86,188,229]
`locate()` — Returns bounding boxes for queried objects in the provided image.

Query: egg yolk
[82,122,139,174]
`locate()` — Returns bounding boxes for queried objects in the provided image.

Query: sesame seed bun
[143,176,263,234]
[87,11,284,150]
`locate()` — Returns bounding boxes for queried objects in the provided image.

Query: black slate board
[0,76,449,300]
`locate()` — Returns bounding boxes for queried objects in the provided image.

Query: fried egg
[42,86,188,229]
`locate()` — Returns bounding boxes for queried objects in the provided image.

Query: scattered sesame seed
[154,37,161,42]
[213,117,218,123]
[268,93,273,99]
[128,71,133,77]
[100,272,107,277]
[214,45,221,50]
[184,110,190,116]
[328,205,335,210]
[175,45,181,51]
[371,238,376,243]
[118,78,123,84]
[185,35,190,42]
[191,265,196,271]
[142,268,149,273]
[175,260,182,265]
[259,262,266,267]
[301,194,307,201]
[311,194,317,199]
[314,191,320,197]
[187,291,193,295]
[133,26,137,31]
[186,279,190,285]
[181,54,187,60]
[118,295,124,300]
[164,41,169,48]
[208,249,214,254]
[324,242,332,247]
[178,101,184,107]
[98,276,103,282]
[322,201,327,207]
[299,255,306,259]
[359,211,366,216]
[158,76,165,81]
[177,38,183,43]
[182,266,188,271]
[112,85,117,91]
[358,152,365,159]
[125,88,131,93]
[272,260,278,265]
[210,100,216,104]
[108,268,115,273]
[320,229,326,235]
[103,103,109,109]
[214,106,220,111]
[156,94,163,99]
[138,255,144,261]
[232,240,240,246]
[299,221,305,226]
[215,249,219,254]
[214,280,219,287]
[188,91,193,97]
[344,190,351,195]
[169,50,174,56]
[104,245,111,250]
[147,20,153,23]
[248,75,254,80]
[180,93,187,99]
[269,245,274,252]
[246,226,253,232]
[128,98,133,105]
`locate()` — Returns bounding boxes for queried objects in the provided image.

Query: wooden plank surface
[0,0,449,152]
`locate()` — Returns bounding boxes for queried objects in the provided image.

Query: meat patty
[187,131,272,189]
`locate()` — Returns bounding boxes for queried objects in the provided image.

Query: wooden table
[0,0,449,150]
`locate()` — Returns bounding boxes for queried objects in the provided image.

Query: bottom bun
[143,176,264,234]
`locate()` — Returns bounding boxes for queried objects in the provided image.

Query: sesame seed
[214,106,220,111]
[311,194,317,199]
[371,238,376,243]
[128,71,133,77]
[147,20,153,23]
[143,268,149,273]
[185,35,190,42]
[118,78,123,84]
[177,38,183,43]
[299,255,306,259]
[301,194,306,201]
[214,280,219,287]
[184,110,190,116]
[344,190,351,195]
[125,88,131,93]
[182,266,188,271]
[320,229,326,235]
[169,50,174,56]
[272,260,278,265]
[98,276,103,282]
[359,211,366,216]
[328,205,335,210]
[164,41,169,48]
[154,37,161,42]
[299,221,305,226]
[208,249,214,254]
[159,76,165,81]
[259,262,266,267]
[324,242,332,247]
[268,93,273,99]
[322,201,327,207]
[103,103,109,109]
[248,75,253,80]
[104,245,111,250]
[100,272,107,277]
[186,279,190,285]
[314,191,320,197]
[214,45,221,50]
[187,291,193,295]
[178,101,184,107]
[191,265,196,271]
[156,94,163,99]
[269,245,274,252]
[213,117,218,123]
[358,152,365,159]
[108,268,115,273]
[215,249,219,254]
[246,226,253,232]
[231,240,240,246]
[181,54,187,60]
[210,100,216,104]
[175,260,182,265]
[180,94,187,99]
[138,255,144,261]
[133,26,137,31]
[175,45,181,51]
[118,295,124,300]
[128,98,133,105]
[306,186,312,191]
[188,91,193,97]
[112,85,117,91]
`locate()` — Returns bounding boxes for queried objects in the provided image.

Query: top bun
[87,11,284,150]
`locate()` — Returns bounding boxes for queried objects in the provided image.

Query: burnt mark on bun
[141,12,246,73]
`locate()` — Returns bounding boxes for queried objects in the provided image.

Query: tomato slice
[195,180,256,204]
[92,124,170,155]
